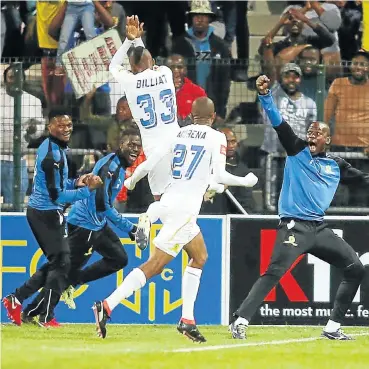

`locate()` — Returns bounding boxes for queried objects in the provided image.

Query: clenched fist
[256,75,270,95]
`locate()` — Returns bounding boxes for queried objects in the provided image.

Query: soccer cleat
[177,319,206,343]
[135,214,151,251]
[21,312,39,325]
[92,301,110,339]
[61,285,76,309]
[229,321,247,339]
[2,294,22,326]
[321,329,354,341]
[38,318,62,328]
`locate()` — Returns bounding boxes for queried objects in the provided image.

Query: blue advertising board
[1,214,224,324]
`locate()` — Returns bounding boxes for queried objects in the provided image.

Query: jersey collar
[49,134,68,149]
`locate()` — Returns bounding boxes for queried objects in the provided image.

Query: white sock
[181,266,202,322]
[235,317,249,326]
[146,201,162,224]
[325,319,341,332]
[105,268,146,312]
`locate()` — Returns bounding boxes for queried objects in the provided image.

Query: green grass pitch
[1,324,369,369]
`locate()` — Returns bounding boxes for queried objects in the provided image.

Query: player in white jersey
[92,97,258,342]
[109,16,179,246]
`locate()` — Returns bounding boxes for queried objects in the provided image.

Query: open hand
[126,15,144,40]
[288,8,309,24]
[256,75,270,95]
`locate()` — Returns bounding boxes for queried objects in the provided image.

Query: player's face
[350,56,369,82]
[299,49,320,76]
[48,116,73,142]
[119,135,142,165]
[167,56,186,89]
[116,99,132,122]
[281,71,301,95]
[307,122,330,155]
[192,14,210,34]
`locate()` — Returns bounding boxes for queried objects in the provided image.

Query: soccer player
[109,16,180,250]
[92,97,258,341]
[2,108,103,327]
[230,75,368,341]
[21,129,141,315]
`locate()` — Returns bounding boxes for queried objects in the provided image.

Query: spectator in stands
[296,45,328,100]
[106,96,135,152]
[1,1,24,58]
[102,1,126,40]
[54,0,97,76]
[301,1,342,74]
[77,88,125,151]
[336,0,363,61]
[325,49,369,206]
[259,8,335,58]
[1,65,45,207]
[166,54,206,127]
[50,1,114,115]
[211,1,250,82]
[324,50,369,150]
[125,1,188,58]
[201,127,255,214]
[36,0,66,105]
[171,0,231,119]
[261,63,317,155]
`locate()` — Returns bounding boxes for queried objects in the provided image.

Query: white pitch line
[169,333,369,353]
[32,332,369,355]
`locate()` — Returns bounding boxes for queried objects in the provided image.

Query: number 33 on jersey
[119,65,180,154]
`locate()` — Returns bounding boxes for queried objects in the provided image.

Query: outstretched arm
[212,134,258,187]
[257,75,307,156]
[95,167,135,233]
[333,156,369,186]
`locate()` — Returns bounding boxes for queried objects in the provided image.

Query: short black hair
[127,46,145,65]
[120,127,141,142]
[298,46,321,62]
[48,107,72,122]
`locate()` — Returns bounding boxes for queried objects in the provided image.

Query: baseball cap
[281,63,302,76]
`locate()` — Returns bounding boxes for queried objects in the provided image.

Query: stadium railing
[1,57,368,213]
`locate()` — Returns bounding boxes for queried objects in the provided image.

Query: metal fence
[1,57,369,213]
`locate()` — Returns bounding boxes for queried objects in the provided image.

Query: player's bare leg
[177,232,208,343]
[93,248,173,338]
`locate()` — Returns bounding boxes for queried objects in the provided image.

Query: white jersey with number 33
[111,64,180,156]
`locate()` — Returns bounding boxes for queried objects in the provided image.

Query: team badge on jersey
[220,145,227,155]
[325,165,333,174]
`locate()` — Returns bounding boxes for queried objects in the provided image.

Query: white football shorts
[153,212,200,257]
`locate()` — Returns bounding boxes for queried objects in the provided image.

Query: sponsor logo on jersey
[220,145,227,155]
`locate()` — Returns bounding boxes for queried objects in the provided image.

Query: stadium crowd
[1,0,369,213]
